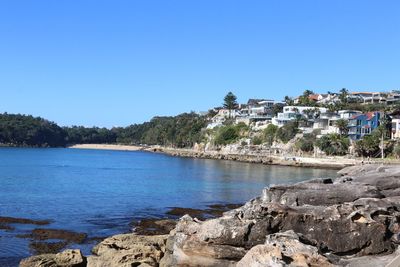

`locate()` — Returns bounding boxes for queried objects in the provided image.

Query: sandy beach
[68,144,144,151]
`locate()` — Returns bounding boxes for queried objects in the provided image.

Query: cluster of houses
[208,91,400,141]
[295,91,400,105]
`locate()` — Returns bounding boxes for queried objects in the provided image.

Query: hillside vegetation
[0,112,207,148]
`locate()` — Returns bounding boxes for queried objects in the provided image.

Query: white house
[392,118,400,139]
[272,106,327,127]
[207,109,241,129]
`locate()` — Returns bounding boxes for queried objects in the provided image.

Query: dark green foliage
[251,136,263,145]
[276,121,299,143]
[0,112,207,148]
[116,112,207,148]
[262,124,278,145]
[296,90,317,106]
[215,126,239,145]
[223,92,238,111]
[214,123,248,145]
[271,103,284,116]
[335,119,349,136]
[296,132,317,153]
[339,88,349,104]
[64,126,117,144]
[0,113,67,147]
[354,130,381,157]
[316,133,349,156]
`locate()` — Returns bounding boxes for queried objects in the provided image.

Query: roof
[365,112,376,120]
[247,99,266,105]
[349,112,378,120]
[350,92,375,95]
[308,94,320,101]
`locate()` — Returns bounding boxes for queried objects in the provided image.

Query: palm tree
[335,119,349,136]
[284,96,294,105]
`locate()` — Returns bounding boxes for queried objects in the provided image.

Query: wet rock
[19,249,86,267]
[19,229,87,244]
[237,231,334,267]
[0,223,15,231]
[88,234,167,267]
[132,219,177,235]
[0,216,51,226]
[29,241,68,254]
[0,216,50,232]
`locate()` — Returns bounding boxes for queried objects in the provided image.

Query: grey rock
[88,234,167,267]
[237,231,334,267]
[19,249,86,267]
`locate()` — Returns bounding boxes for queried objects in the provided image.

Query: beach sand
[68,144,143,151]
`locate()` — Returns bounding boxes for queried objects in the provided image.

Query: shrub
[296,133,316,153]
[251,136,263,145]
[276,121,299,143]
[262,124,278,145]
[393,143,400,158]
[214,126,239,145]
[316,133,349,156]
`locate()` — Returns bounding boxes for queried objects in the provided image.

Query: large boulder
[19,249,86,267]
[262,179,383,206]
[87,234,167,267]
[237,231,334,267]
[161,165,400,266]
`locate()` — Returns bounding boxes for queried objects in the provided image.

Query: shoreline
[67,143,400,169]
[147,146,359,169]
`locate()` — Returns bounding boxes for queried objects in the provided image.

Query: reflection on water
[0,148,337,265]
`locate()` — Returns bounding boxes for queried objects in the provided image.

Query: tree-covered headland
[0,112,207,148]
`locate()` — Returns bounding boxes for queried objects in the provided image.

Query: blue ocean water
[0,148,337,266]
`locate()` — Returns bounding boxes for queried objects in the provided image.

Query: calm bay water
[0,148,337,266]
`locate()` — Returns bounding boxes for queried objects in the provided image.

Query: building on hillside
[338,110,362,119]
[386,91,400,105]
[316,93,339,105]
[207,109,241,129]
[313,112,340,135]
[348,112,381,140]
[391,118,400,139]
[272,106,327,128]
[246,99,275,116]
[349,92,388,104]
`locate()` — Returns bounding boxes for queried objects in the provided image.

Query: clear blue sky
[1,1,399,127]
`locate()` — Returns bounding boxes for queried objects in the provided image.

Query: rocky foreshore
[20,164,400,267]
[147,146,361,169]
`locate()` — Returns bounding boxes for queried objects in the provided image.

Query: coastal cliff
[20,164,400,267]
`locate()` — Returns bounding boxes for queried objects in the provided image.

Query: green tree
[276,121,299,143]
[335,119,349,136]
[354,131,381,157]
[316,133,349,156]
[339,88,349,104]
[262,124,278,145]
[223,92,238,118]
[213,123,249,146]
[284,96,294,105]
[296,133,317,153]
